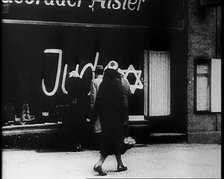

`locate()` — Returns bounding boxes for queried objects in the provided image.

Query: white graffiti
[119,65,143,94]
[42,49,63,96]
[42,49,99,96]
[41,49,143,96]
[62,64,68,94]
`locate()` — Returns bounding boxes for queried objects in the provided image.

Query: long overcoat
[94,69,126,155]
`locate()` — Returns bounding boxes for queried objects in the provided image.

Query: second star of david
[120,65,143,94]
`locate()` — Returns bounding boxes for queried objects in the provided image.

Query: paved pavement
[2,144,221,179]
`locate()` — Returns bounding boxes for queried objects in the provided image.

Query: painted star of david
[119,65,143,94]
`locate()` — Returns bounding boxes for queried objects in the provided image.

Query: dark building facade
[1,0,221,144]
[187,0,221,143]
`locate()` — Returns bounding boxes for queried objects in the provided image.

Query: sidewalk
[2,144,221,179]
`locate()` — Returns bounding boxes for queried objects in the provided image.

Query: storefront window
[1,0,186,126]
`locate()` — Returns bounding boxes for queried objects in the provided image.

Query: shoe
[117,165,127,172]
[93,165,107,176]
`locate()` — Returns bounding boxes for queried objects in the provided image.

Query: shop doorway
[143,50,187,133]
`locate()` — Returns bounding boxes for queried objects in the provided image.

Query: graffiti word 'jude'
[42,49,144,96]
[42,49,99,96]
[2,0,145,11]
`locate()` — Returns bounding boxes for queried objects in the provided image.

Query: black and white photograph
[1,0,222,179]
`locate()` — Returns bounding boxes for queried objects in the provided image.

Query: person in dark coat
[62,70,89,151]
[93,61,128,176]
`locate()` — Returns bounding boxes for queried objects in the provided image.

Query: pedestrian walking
[93,61,128,176]
[89,65,104,149]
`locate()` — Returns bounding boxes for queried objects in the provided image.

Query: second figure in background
[90,65,104,149]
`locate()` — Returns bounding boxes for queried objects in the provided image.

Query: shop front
[2,0,187,137]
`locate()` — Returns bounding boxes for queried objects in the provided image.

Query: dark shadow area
[2,126,187,153]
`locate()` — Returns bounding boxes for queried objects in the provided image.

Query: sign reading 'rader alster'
[2,0,184,27]
[2,0,146,11]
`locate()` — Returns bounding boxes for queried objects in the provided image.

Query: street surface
[2,144,221,179]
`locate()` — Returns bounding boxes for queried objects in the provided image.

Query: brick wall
[187,0,221,143]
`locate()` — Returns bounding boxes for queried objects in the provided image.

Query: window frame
[194,58,212,114]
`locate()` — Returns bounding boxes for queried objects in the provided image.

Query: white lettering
[25,0,35,4]
[122,0,127,10]
[44,0,54,6]
[127,0,138,11]
[112,0,121,10]
[56,0,65,6]
[77,0,82,7]
[77,51,99,78]
[107,0,112,9]
[62,64,68,94]
[42,49,62,96]
[42,50,99,95]
[67,0,76,7]
[2,0,13,3]
[89,0,106,12]
[3,0,145,11]
[14,0,23,3]
[137,0,145,11]
[75,64,79,74]
[35,0,40,5]
[80,63,94,78]
[41,50,143,95]
[93,51,99,77]
[68,62,143,95]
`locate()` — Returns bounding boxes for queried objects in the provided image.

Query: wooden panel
[211,59,221,112]
[144,50,149,116]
